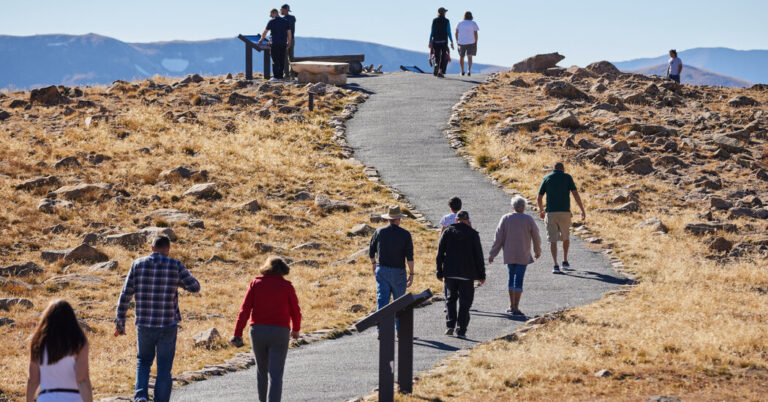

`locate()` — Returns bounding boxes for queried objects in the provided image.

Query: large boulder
[512,52,565,73]
[193,328,221,348]
[586,61,621,76]
[30,85,64,105]
[624,157,654,175]
[41,244,109,264]
[548,110,580,128]
[711,134,746,153]
[542,81,589,100]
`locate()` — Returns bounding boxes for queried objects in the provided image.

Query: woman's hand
[230,336,244,347]
[290,331,300,340]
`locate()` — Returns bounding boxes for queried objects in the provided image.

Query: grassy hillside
[0,75,441,399]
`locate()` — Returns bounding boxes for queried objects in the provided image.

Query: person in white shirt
[455,12,479,76]
[666,49,683,83]
[441,196,471,233]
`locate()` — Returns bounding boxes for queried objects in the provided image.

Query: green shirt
[538,170,577,212]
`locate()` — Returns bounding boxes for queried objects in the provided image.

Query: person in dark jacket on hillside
[436,211,485,338]
[429,7,454,78]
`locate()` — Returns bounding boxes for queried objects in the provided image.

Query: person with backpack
[27,299,93,402]
[429,7,454,78]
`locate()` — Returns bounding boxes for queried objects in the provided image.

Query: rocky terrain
[0,74,440,400]
[404,55,768,400]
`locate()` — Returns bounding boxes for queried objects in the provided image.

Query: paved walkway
[172,73,626,401]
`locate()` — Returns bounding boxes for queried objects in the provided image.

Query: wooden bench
[292,54,365,75]
[291,61,349,85]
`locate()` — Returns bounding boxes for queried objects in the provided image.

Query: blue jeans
[135,324,177,402]
[375,266,407,329]
[669,74,680,83]
[507,264,528,292]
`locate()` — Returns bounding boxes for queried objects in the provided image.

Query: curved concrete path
[172,73,626,401]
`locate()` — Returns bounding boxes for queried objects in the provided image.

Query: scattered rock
[182,183,221,200]
[635,218,668,233]
[648,396,681,402]
[43,224,66,234]
[181,74,204,84]
[0,262,44,277]
[9,99,28,108]
[147,209,202,227]
[88,260,118,272]
[292,241,325,251]
[0,318,14,327]
[314,194,352,212]
[496,117,546,134]
[15,175,60,191]
[712,134,745,153]
[585,61,621,76]
[193,328,221,348]
[727,95,758,107]
[227,92,257,106]
[548,109,580,128]
[30,85,64,105]
[159,166,208,181]
[594,369,612,378]
[291,191,313,201]
[45,274,103,288]
[512,52,565,73]
[709,197,733,211]
[542,81,589,100]
[0,109,10,121]
[0,298,34,311]
[41,244,109,264]
[708,237,733,253]
[610,140,631,152]
[727,207,758,219]
[624,157,654,175]
[348,304,367,313]
[54,156,81,169]
[0,277,33,292]
[253,242,276,253]
[38,198,74,213]
[53,183,112,200]
[348,224,375,236]
[599,201,639,214]
[684,222,737,235]
[237,199,262,213]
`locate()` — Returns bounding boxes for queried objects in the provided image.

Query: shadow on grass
[564,270,631,285]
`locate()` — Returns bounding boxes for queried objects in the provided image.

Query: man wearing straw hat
[369,206,415,330]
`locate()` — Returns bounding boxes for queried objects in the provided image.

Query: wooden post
[378,314,396,402]
[397,308,414,394]
[245,44,253,80]
[263,49,271,80]
[308,93,314,111]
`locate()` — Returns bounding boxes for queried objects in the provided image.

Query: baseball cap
[438,7,447,13]
[457,211,470,221]
[281,4,291,11]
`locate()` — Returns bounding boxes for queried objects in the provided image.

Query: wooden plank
[293,54,365,63]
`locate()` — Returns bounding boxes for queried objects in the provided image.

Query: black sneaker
[437,73,445,78]
[562,261,573,271]
[467,72,471,76]
[461,72,465,76]
[444,328,454,336]
[456,329,467,338]
[552,265,562,274]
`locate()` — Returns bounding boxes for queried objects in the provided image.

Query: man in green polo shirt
[537,162,586,274]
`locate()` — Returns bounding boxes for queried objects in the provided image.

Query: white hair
[511,196,527,212]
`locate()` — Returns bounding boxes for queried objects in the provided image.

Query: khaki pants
[545,212,572,243]
[283,40,295,78]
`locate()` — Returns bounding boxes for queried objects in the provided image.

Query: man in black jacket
[436,211,485,338]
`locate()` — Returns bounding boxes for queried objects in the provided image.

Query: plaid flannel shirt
[115,253,200,328]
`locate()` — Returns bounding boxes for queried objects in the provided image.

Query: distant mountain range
[628,64,752,88]
[613,47,768,86]
[0,34,505,90]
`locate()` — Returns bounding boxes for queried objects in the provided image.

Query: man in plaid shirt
[115,236,200,402]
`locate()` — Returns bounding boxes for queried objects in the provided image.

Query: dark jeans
[669,74,680,83]
[445,278,475,331]
[250,324,290,402]
[433,41,449,75]
[270,43,287,79]
[135,324,177,402]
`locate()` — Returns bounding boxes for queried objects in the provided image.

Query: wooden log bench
[292,54,365,75]
[291,61,349,85]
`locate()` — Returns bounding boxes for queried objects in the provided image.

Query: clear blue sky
[2,0,766,66]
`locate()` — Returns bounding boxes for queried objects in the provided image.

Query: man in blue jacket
[436,211,485,338]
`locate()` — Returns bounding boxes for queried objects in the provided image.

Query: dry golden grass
[0,76,440,399]
[402,72,768,401]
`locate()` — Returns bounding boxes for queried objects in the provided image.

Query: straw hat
[381,205,407,220]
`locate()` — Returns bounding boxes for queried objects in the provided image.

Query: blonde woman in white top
[27,299,92,402]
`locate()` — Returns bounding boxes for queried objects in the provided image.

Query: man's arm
[369,231,378,274]
[473,232,486,282]
[435,231,447,280]
[666,63,671,76]
[115,263,136,333]
[531,218,542,259]
[572,189,586,220]
[537,193,546,219]
[474,30,478,43]
[677,61,683,75]
[287,29,293,47]
[447,21,454,48]
[178,262,200,293]
[258,28,269,44]
[406,233,415,287]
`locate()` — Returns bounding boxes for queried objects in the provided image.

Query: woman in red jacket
[231,257,301,402]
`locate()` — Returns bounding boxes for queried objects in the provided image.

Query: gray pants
[250,325,290,402]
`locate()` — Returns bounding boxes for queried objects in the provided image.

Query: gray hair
[511,196,527,212]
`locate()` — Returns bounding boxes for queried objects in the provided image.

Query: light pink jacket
[489,212,542,265]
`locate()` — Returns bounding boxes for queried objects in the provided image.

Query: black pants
[445,278,474,331]
[433,41,449,75]
[270,43,287,79]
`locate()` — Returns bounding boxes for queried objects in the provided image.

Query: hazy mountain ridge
[629,64,752,88]
[0,34,505,89]
[613,47,768,84]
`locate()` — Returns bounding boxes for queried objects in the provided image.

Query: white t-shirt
[668,57,682,75]
[456,20,479,45]
[440,212,472,228]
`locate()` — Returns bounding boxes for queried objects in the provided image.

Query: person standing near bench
[27,299,93,402]
[436,211,485,338]
[489,196,541,316]
[429,7,454,78]
[537,162,586,274]
[258,8,292,81]
[115,236,200,402]
[231,257,301,402]
[369,206,415,332]
[280,4,296,79]
[455,11,479,76]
